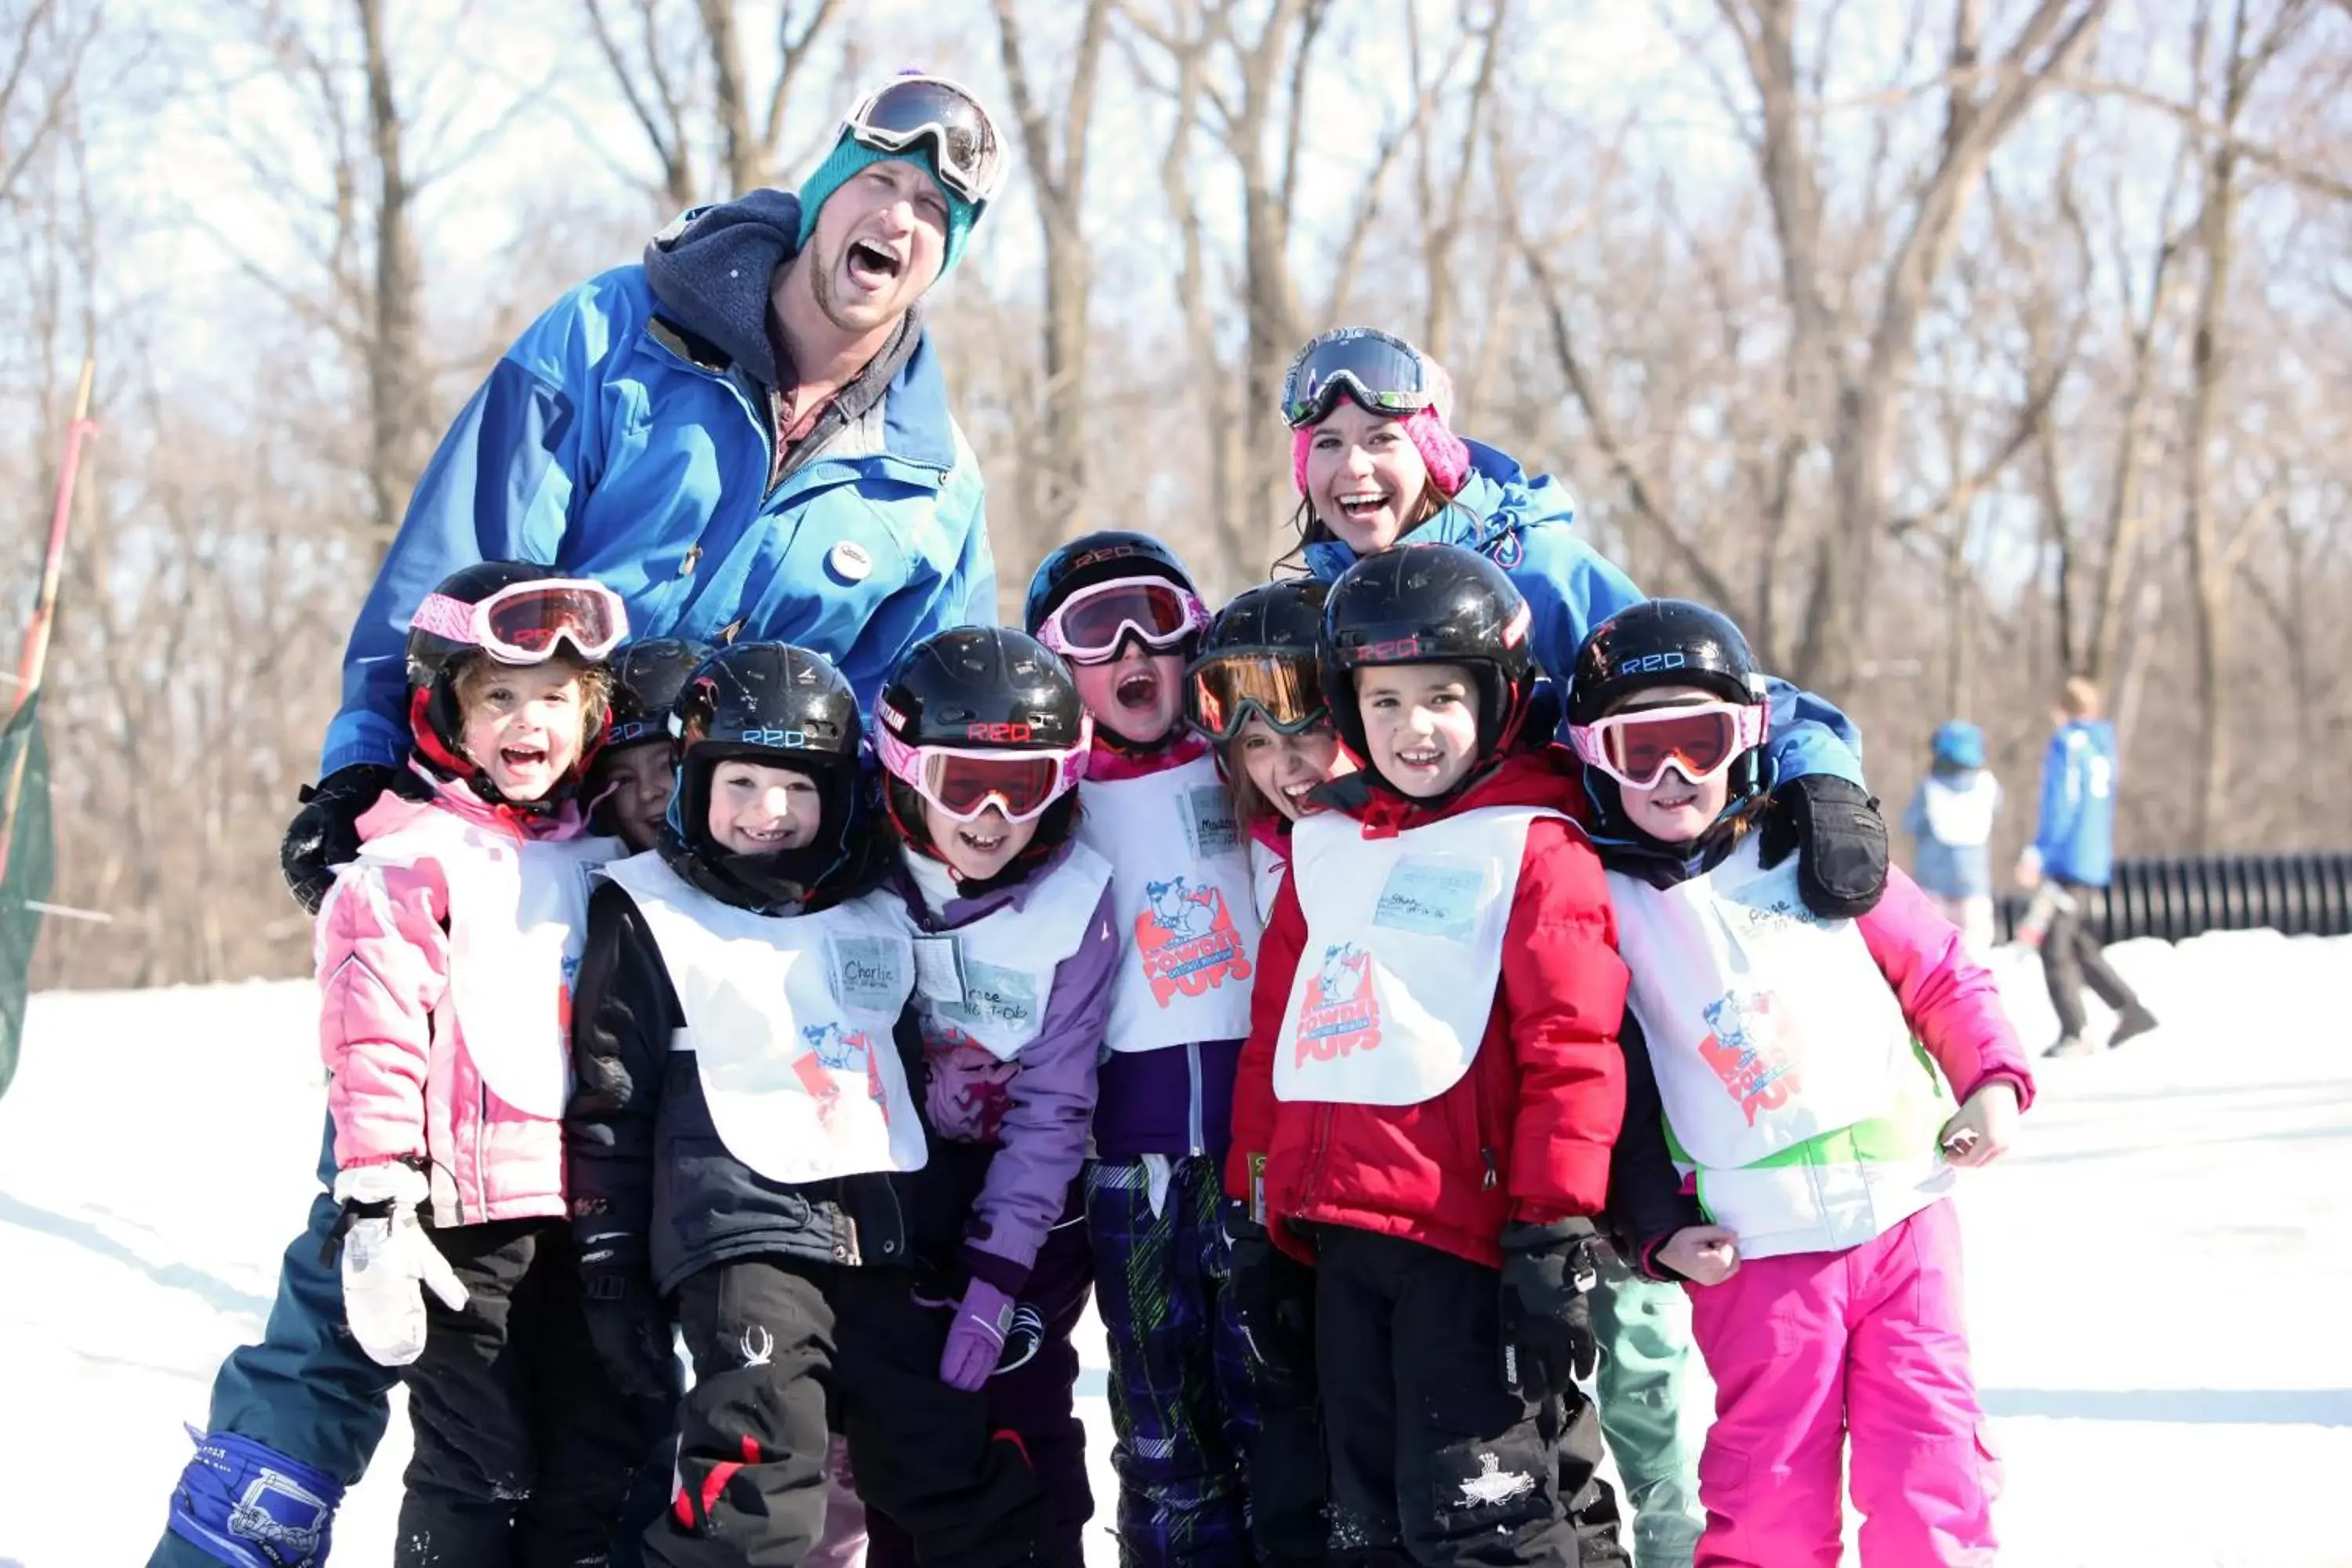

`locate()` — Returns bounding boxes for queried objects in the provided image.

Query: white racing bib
[1920,773,1999,848]
[344,811,617,1120]
[899,844,1112,1063]
[1075,756,1261,1053]
[601,853,925,1185]
[1274,806,1561,1106]
[1607,835,1918,1171]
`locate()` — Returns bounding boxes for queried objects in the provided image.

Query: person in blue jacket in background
[1270,326,1892,1568]
[1903,720,2002,957]
[154,73,1011,1568]
[2017,676,2158,1058]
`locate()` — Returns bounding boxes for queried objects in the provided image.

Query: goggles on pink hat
[1280,327,1446,430]
[408,578,628,665]
[1033,577,1210,665]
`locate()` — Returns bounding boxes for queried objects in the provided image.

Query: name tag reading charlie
[831,935,907,1013]
[1371,858,1486,942]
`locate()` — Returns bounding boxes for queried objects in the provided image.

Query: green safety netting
[0,691,53,1101]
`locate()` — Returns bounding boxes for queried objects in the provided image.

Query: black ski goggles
[1186,652,1326,742]
[1279,328,1439,430]
[841,74,1007,205]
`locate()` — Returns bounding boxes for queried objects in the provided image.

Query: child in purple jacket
[1026,533,1263,1566]
[867,626,1119,1567]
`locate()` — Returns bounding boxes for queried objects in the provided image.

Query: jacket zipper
[1187,1042,1204,1157]
[1470,1065,1500,1192]
[471,1079,491,1224]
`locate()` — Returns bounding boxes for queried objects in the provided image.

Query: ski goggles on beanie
[408,578,628,665]
[1186,652,1324,742]
[1279,327,1440,429]
[841,73,1006,204]
[1035,577,1210,663]
[1570,699,1768,791]
[874,726,1091,824]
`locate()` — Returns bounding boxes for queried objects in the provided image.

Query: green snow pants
[1591,1257,1706,1568]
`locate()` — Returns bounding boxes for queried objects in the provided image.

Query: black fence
[1993,854,2352,945]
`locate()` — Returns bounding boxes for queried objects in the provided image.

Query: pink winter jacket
[317,777,593,1226]
[1859,865,2037,1114]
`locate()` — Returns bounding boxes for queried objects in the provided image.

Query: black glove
[281,763,397,914]
[1497,1219,1601,1403]
[1759,773,1889,920]
[1224,1203,1315,1387]
[577,1223,677,1404]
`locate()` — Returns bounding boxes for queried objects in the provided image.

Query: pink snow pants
[1684,1200,2000,1567]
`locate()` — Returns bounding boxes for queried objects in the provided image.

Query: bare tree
[1715,0,2110,692]
[992,0,1112,546]
[2177,0,2317,848]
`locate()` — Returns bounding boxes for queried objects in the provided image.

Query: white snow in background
[1,930,2346,1566]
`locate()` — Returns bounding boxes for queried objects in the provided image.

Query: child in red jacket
[1225,544,1632,1566]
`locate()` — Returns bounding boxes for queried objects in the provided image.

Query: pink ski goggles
[1569,700,1767,790]
[874,725,1091,823]
[410,578,628,665]
[1036,578,1210,664]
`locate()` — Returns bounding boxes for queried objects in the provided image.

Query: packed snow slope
[1,930,2346,1566]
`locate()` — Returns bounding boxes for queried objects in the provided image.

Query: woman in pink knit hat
[1256,325,1896,1568]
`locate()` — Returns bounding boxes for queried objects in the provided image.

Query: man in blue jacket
[156,74,1009,1568]
[2019,677,2158,1058]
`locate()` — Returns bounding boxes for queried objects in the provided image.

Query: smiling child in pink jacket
[1569,600,2034,1568]
[314,562,654,1565]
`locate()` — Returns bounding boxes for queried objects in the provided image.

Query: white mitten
[332,1163,469,1367]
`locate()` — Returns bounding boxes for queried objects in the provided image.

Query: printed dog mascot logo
[797,1021,888,1120]
[1134,874,1252,1006]
[1697,992,1801,1125]
[1293,942,1381,1067]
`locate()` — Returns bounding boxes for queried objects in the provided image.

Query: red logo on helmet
[966,721,1033,742]
[1357,636,1423,662]
[1502,603,1532,648]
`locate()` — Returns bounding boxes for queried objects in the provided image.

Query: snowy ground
[2,930,2347,1566]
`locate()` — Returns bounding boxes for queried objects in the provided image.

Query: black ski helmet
[1186,577,1330,741]
[1319,543,1537,775]
[1200,578,1327,661]
[605,638,712,750]
[662,642,864,913]
[876,626,1089,871]
[1022,530,1202,644]
[1566,598,1766,728]
[403,560,615,799]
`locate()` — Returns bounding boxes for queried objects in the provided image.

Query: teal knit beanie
[795,135,979,278]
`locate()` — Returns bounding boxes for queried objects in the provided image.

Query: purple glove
[938,1279,1017,1392]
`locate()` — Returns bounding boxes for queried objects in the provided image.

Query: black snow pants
[1313,1225,1627,1567]
[2039,878,2146,1039]
[395,1218,660,1567]
[643,1255,1050,1568]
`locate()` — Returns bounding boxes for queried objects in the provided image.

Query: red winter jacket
[1225,748,1629,1270]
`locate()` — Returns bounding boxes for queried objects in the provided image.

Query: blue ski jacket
[2032,719,2118,887]
[320,191,996,775]
[1302,438,1866,786]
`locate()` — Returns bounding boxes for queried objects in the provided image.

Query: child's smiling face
[456,658,590,801]
[706,760,822,853]
[1354,662,1479,797]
